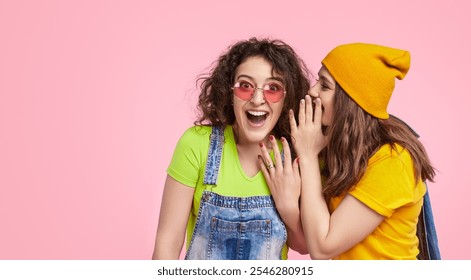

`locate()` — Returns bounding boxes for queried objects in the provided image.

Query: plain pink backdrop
[1,0,469,259]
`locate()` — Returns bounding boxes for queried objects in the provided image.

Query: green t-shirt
[167,125,288,259]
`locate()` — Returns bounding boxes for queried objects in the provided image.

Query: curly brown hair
[194,37,311,148]
[321,85,436,201]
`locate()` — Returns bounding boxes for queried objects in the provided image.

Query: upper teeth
[248,111,267,116]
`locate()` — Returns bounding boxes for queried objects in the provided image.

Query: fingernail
[259,142,263,147]
[269,135,274,141]
[258,155,262,160]
[281,137,285,142]
[296,157,300,164]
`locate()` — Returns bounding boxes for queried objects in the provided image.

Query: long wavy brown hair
[321,85,436,201]
[194,37,311,148]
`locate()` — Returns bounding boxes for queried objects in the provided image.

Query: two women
[155,40,436,260]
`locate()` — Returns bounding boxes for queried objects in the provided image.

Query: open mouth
[246,110,268,125]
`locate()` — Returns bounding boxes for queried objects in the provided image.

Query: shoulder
[167,126,214,185]
[359,144,415,185]
[171,126,214,162]
[363,144,416,184]
[368,144,412,167]
[180,125,213,140]
[352,143,422,215]
[176,125,212,148]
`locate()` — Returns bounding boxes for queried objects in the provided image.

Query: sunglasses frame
[231,81,286,103]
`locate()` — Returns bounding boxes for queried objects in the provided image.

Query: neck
[232,123,273,148]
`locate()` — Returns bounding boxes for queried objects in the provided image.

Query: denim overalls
[184,126,287,260]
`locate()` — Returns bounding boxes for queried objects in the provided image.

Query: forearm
[152,231,185,260]
[280,207,308,255]
[299,156,333,259]
[152,210,187,260]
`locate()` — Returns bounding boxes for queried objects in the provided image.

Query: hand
[258,135,301,214]
[290,95,327,157]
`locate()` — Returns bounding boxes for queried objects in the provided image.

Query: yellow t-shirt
[167,125,288,259]
[330,144,426,260]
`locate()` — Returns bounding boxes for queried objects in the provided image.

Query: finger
[298,98,306,127]
[313,97,323,127]
[280,137,292,170]
[258,155,271,182]
[289,109,298,134]
[259,142,275,174]
[305,95,313,123]
[269,135,283,173]
[292,157,300,179]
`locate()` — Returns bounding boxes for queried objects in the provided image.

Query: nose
[250,88,266,105]
[308,85,319,99]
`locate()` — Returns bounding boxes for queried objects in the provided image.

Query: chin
[247,130,270,143]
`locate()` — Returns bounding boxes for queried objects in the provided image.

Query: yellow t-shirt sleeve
[349,144,425,218]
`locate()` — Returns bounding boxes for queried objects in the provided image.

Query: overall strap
[203,126,225,185]
[423,186,441,259]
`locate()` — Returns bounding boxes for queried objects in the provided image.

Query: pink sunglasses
[232,80,286,103]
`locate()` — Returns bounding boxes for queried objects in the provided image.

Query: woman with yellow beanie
[258,43,436,259]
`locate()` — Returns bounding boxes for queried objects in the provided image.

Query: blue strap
[203,126,224,185]
[423,185,441,259]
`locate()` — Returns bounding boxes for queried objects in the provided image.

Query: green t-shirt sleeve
[166,126,210,188]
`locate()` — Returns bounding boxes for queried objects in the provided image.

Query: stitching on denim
[184,191,209,259]
[203,192,277,208]
[203,126,224,186]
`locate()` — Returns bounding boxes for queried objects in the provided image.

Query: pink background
[1,0,469,260]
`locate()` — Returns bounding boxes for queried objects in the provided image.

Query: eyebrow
[318,74,334,86]
[236,74,285,84]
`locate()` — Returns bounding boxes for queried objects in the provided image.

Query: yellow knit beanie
[321,43,410,119]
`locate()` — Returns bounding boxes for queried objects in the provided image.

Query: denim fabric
[203,126,224,185]
[423,187,441,259]
[185,191,287,260]
[186,126,287,260]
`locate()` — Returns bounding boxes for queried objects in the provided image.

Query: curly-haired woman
[152,38,311,260]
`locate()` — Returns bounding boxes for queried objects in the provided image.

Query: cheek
[232,101,244,119]
[233,98,244,109]
[325,100,333,113]
[320,100,334,125]
[272,101,285,117]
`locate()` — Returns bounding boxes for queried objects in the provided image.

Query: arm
[293,96,384,259]
[259,136,308,255]
[152,175,195,260]
[300,157,383,259]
